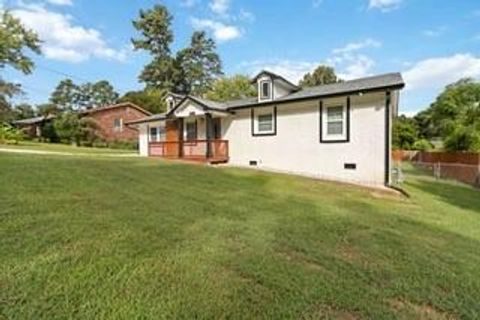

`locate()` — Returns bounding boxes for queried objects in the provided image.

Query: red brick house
[81,102,152,142]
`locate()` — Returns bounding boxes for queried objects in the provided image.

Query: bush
[0,124,24,144]
[444,126,480,152]
[108,140,138,150]
[412,139,434,151]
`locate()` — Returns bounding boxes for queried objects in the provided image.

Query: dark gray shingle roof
[127,72,404,124]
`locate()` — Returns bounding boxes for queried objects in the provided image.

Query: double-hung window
[113,118,123,132]
[326,106,344,135]
[252,106,276,136]
[321,99,349,142]
[185,120,197,141]
[258,114,273,132]
[149,126,165,142]
[149,127,158,142]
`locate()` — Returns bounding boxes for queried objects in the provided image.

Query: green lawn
[1,152,479,319]
[0,141,135,154]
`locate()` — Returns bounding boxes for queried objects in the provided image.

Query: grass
[0,151,479,319]
[0,141,135,154]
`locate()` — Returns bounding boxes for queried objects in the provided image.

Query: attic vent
[344,163,356,170]
[249,160,258,166]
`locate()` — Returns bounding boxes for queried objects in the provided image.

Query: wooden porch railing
[148,139,229,163]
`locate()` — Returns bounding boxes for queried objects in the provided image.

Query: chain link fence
[415,161,480,187]
[393,150,480,188]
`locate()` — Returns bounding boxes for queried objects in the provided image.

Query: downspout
[385,91,392,186]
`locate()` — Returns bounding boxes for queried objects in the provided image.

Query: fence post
[434,162,440,180]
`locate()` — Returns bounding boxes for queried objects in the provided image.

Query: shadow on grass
[401,164,480,214]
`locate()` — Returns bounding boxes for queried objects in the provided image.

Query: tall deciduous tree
[49,79,81,111]
[299,65,340,87]
[78,80,119,109]
[0,11,40,122]
[205,75,256,102]
[177,31,222,95]
[0,11,41,74]
[131,5,178,91]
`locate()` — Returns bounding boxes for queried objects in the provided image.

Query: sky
[2,0,480,116]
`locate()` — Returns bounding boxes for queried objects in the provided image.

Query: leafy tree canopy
[392,115,418,150]
[131,4,173,57]
[299,65,341,87]
[49,79,119,111]
[0,11,41,74]
[177,31,223,95]
[205,75,256,102]
[0,11,40,122]
[12,103,35,120]
[119,88,167,114]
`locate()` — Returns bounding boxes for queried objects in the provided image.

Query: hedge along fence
[393,150,480,187]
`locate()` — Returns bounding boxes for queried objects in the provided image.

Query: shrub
[108,140,138,150]
[444,126,480,152]
[412,139,434,151]
[0,124,24,144]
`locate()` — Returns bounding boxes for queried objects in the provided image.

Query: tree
[78,80,119,109]
[49,79,81,111]
[132,5,173,57]
[392,115,418,150]
[444,126,480,152]
[205,75,256,102]
[420,78,480,151]
[37,103,61,117]
[299,65,340,87]
[132,5,179,91]
[12,103,35,120]
[119,89,167,114]
[177,31,222,95]
[0,11,41,74]
[53,111,99,145]
[0,11,40,122]
[139,56,182,91]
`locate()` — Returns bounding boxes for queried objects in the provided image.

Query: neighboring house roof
[126,113,168,125]
[81,102,152,116]
[12,115,55,125]
[127,72,405,124]
[251,70,300,91]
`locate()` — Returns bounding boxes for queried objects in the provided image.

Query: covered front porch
[147,97,230,164]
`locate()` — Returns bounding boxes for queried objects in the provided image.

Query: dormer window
[167,99,175,111]
[260,81,271,100]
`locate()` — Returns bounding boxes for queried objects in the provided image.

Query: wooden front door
[165,120,179,157]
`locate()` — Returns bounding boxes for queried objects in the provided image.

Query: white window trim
[259,80,272,101]
[252,106,276,136]
[148,125,165,142]
[321,100,349,142]
[184,119,198,141]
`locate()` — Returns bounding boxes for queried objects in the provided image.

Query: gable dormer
[252,70,300,102]
[165,92,185,112]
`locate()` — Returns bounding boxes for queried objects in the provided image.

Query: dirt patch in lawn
[389,298,458,320]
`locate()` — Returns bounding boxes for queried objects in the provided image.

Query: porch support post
[177,118,184,158]
[205,113,213,159]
